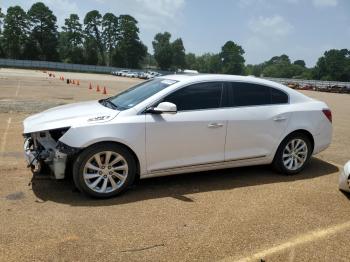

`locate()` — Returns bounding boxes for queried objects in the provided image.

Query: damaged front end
[23,127,75,179]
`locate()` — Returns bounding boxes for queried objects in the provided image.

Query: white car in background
[118,70,130,77]
[339,161,350,192]
[23,74,332,198]
[145,71,162,79]
[125,72,138,78]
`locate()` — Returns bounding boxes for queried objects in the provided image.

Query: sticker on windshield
[161,79,177,85]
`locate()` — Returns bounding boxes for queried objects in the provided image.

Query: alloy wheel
[282,138,308,171]
[83,151,129,194]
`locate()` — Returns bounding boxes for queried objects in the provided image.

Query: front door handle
[208,123,224,128]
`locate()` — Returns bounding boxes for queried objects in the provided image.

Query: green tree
[293,60,306,67]
[266,54,290,66]
[141,53,157,68]
[185,53,222,73]
[245,64,264,76]
[185,53,196,69]
[152,32,173,70]
[113,15,146,68]
[102,13,118,66]
[196,53,222,73]
[59,14,84,63]
[26,2,59,61]
[172,38,186,70]
[84,10,104,65]
[2,6,28,59]
[262,54,297,78]
[313,49,350,81]
[220,41,245,75]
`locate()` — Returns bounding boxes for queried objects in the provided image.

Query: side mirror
[146,102,177,114]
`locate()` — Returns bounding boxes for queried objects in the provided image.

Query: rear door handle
[273,116,287,121]
[208,123,224,128]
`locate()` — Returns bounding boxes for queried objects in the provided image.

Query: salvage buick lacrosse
[23,74,332,198]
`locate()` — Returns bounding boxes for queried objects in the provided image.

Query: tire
[73,143,136,198]
[272,133,312,175]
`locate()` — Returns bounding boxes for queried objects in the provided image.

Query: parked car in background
[138,72,148,79]
[115,70,130,76]
[183,69,199,74]
[145,71,162,79]
[339,161,350,192]
[125,72,138,78]
[23,74,332,198]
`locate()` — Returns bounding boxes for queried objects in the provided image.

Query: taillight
[323,109,332,123]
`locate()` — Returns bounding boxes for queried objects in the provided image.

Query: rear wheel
[273,133,312,175]
[73,143,136,198]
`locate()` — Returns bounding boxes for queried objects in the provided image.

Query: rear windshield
[108,78,177,110]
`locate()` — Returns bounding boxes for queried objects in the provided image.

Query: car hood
[23,100,120,134]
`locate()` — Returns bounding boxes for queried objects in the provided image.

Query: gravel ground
[0,68,350,262]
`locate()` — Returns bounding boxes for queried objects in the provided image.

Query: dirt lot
[0,68,350,262]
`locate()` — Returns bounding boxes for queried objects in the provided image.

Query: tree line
[0,3,146,68]
[0,3,349,81]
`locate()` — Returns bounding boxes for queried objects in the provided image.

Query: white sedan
[23,74,332,198]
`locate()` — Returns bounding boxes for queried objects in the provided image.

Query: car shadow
[31,157,338,206]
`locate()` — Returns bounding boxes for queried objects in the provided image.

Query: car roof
[161,74,274,85]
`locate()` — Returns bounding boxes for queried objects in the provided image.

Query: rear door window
[224,82,288,107]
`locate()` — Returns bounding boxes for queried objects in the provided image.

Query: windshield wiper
[99,99,118,110]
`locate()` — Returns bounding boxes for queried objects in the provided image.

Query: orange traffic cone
[96,85,100,92]
[89,83,92,90]
[103,86,107,94]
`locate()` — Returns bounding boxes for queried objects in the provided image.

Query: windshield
[106,78,177,110]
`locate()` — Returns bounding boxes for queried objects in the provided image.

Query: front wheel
[73,143,136,198]
[273,133,312,175]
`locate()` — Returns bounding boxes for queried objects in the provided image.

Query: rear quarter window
[271,88,288,104]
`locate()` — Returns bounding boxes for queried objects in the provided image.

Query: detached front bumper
[339,161,350,192]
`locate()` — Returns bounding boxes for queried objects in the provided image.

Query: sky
[1,0,350,67]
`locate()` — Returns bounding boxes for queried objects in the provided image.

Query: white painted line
[220,220,350,262]
[0,117,12,153]
[15,80,20,97]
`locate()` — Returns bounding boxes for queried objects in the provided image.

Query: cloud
[249,15,294,37]
[312,0,338,7]
[243,15,294,64]
[92,0,185,31]
[238,0,339,8]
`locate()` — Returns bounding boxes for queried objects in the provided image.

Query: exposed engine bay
[23,127,71,179]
